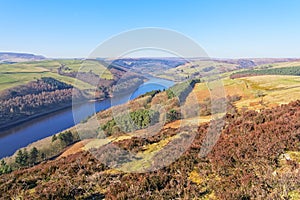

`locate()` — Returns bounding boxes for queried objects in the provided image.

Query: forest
[230,66,300,79]
[166,79,201,101]
[101,109,160,136]
[0,77,85,128]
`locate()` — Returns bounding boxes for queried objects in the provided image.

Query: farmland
[0,59,113,91]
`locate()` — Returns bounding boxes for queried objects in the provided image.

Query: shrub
[166,109,182,123]
[58,131,74,146]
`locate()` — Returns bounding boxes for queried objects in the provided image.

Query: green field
[0,59,113,91]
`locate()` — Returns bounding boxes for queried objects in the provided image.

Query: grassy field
[0,71,94,91]
[153,60,238,81]
[0,59,113,91]
[256,61,300,69]
[188,74,300,111]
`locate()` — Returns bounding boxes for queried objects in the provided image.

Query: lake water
[0,77,174,159]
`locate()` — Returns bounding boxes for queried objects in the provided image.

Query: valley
[2,1,300,199]
[1,56,300,199]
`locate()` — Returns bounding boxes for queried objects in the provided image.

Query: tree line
[166,79,201,102]
[0,130,76,175]
[0,77,72,100]
[230,66,300,79]
[0,77,84,128]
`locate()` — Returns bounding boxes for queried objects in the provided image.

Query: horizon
[1,51,300,60]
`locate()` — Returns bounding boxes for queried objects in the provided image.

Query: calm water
[0,77,174,158]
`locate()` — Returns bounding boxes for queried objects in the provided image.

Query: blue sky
[1,0,300,58]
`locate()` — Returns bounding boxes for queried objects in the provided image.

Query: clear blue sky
[1,0,300,58]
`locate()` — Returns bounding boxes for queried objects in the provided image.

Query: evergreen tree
[15,150,23,166]
[0,160,5,167]
[40,152,46,160]
[15,149,29,166]
[0,160,12,174]
[29,147,39,165]
[52,134,57,142]
[58,131,74,145]
[23,149,29,166]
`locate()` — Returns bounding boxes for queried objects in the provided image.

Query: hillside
[0,52,46,63]
[1,59,300,199]
[154,58,300,81]
[0,59,142,129]
[0,99,299,199]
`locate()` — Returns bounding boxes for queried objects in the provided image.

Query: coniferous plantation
[0,77,83,128]
[230,66,300,79]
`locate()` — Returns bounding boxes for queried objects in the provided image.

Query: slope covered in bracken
[0,100,300,199]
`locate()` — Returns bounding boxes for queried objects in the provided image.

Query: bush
[0,160,12,175]
[166,109,182,123]
[58,131,74,146]
[52,134,57,142]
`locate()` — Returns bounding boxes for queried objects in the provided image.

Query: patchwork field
[0,59,112,91]
[153,60,239,81]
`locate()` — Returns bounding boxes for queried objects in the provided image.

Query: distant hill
[216,58,300,66]
[0,52,46,63]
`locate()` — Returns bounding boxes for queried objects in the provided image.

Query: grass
[239,75,300,108]
[0,72,46,90]
[84,135,133,150]
[153,60,238,81]
[256,61,300,70]
[45,72,95,90]
[187,74,300,111]
[0,62,50,73]
[0,71,94,91]
[12,59,113,79]
[189,168,203,185]
[63,60,113,79]
[287,151,300,163]
[289,190,300,200]
[0,59,113,91]
[117,134,177,172]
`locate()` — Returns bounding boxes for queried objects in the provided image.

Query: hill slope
[0,100,299,199]
[1,59,300,199]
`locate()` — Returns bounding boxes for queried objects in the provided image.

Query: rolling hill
[1,58,300,199]
[0,52,46,63]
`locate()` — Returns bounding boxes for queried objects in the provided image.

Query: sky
[1,0,300,58]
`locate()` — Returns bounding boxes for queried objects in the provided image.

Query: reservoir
[0,77,174,159]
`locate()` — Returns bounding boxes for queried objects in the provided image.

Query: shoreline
[0,98,106,134]
[0,76,174,159]
[0,104,73,133]
[0,75,164,132]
